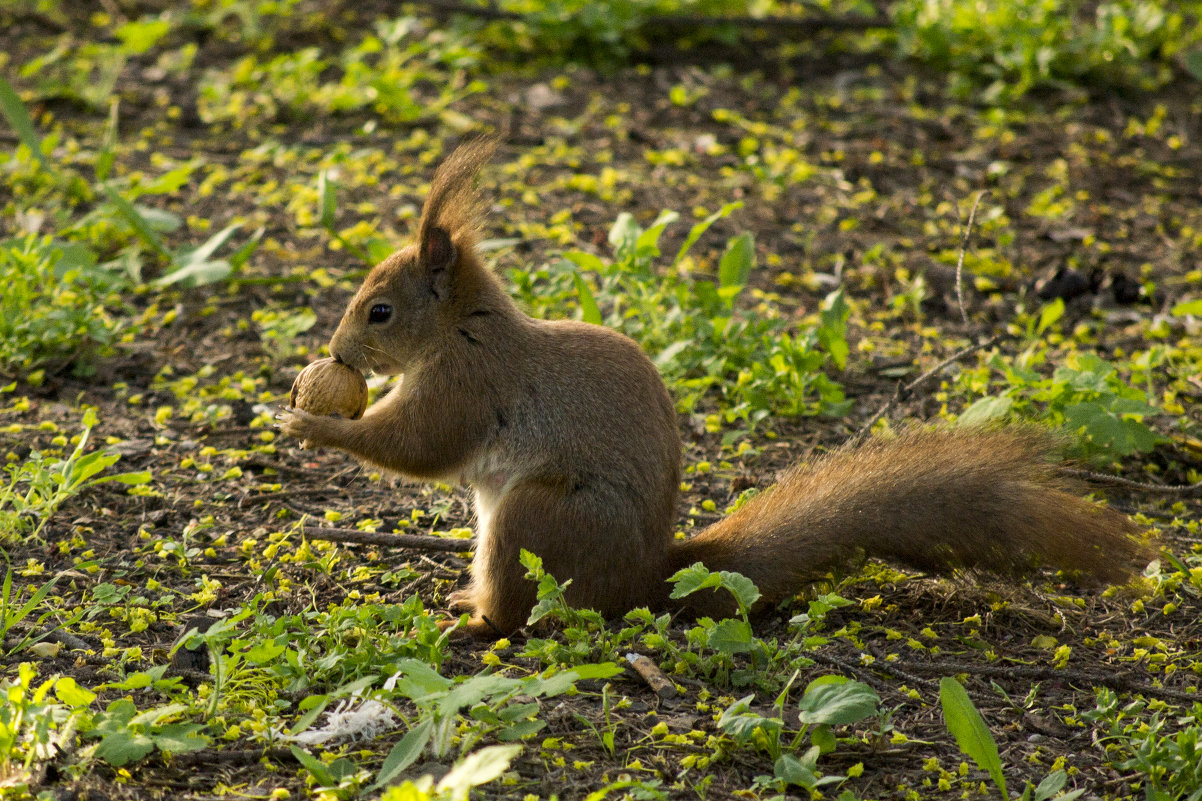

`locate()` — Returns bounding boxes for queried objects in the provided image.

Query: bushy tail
[667,427,1151,617]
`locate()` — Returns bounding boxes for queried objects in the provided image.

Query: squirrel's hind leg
[456,476,667,638]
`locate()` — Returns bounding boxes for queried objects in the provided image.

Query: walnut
[289,357,367,420]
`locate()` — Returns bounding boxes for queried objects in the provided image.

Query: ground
[2,3,1202,800]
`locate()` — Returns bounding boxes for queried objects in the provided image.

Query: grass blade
[101,184,171,259]
[0,76,49,169]
[97,99,119,182]
[675,201,741,265]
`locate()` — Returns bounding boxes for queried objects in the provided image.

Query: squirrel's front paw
[276,407,331,448]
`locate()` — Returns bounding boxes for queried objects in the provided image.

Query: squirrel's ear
[421,225,456,300]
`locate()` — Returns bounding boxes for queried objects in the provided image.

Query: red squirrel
[279,139,1150,638]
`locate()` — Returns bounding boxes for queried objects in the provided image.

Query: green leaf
[92,470,152,486]
[244,641,285,665]
[372,717,433,789]
[478,237,521,252]
[97,100,119,182]
[607,213,640,259]
[716,695,782,744]
[1032,769,1067,801]
[9,575,60,632]
[116,17,170,54]
[494,718,545,741]
[797,676,880,726]
[290,695,330,734]
[1172,298,1202,316]
[317,170,338,231]
[635,210,679,258]
[96,698,138,729]
[101,185,170,259]
[526,670,577,698]
[674,201,742,265]
[562,251,605,273]
[129,702,188,728]
[132,205,182,233]
[653,340,690,369]
[151,723,208,754]
[228,227,265,271]
[152,259,231,288]
[718,232,754,291]
[1065,402,1144,455]
[0,75,48,169]
[68,451,121,485]
[571,272,602,325]
[958,394,1014,426]
[1035,298,1065,337]
[50,240,100,278]
[392,659,453,700]
[774,750,820,789]
[566,663,623,680]
[190,223,244,265]
[817,288,850,369]
[180,221,244,264]
[95,731,156,767]
[143,163,196,195]
[667,563,722,599]
[154,223,245,288]
[54,676,97,707]
[1185,50,1202,82]
[939,676,1007,799]
[707,618,754,654]
[435,744,522,800]
[290,745,335,785]
[366,237,395,263]
[437,674,520,717]
[497,702,540,722]
[717,570,761,613]
[810,723,837,754]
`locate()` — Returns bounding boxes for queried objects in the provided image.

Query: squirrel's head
[329,138,498,375]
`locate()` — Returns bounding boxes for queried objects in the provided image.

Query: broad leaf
[707,618,754,654]
[435,744,522,800]
[797,676,880,726]
[718,232,754,291]
[372,717,434,789]
[939,676,1007,799]
[958,394,1014,426]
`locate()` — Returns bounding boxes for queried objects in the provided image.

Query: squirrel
[279,138,1151,639]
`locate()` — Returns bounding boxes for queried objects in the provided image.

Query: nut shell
[290,357,368,419]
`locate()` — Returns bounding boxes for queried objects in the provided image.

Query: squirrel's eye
[368,303,392,324]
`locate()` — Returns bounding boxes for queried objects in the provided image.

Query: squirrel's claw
[276,406,321,447]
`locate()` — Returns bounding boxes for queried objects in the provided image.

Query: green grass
[1,1,1201,798]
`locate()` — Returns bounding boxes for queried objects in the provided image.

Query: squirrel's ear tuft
[417,136,497,254]
[422,226,456,299]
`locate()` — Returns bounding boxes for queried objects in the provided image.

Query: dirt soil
[3,5,1202,800]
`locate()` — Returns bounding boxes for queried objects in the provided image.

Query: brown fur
[279,140,1152,638]
[670,426,1148,618]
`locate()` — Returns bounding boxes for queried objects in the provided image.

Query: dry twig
[853,333,1005,442]
[303,525,476,553]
